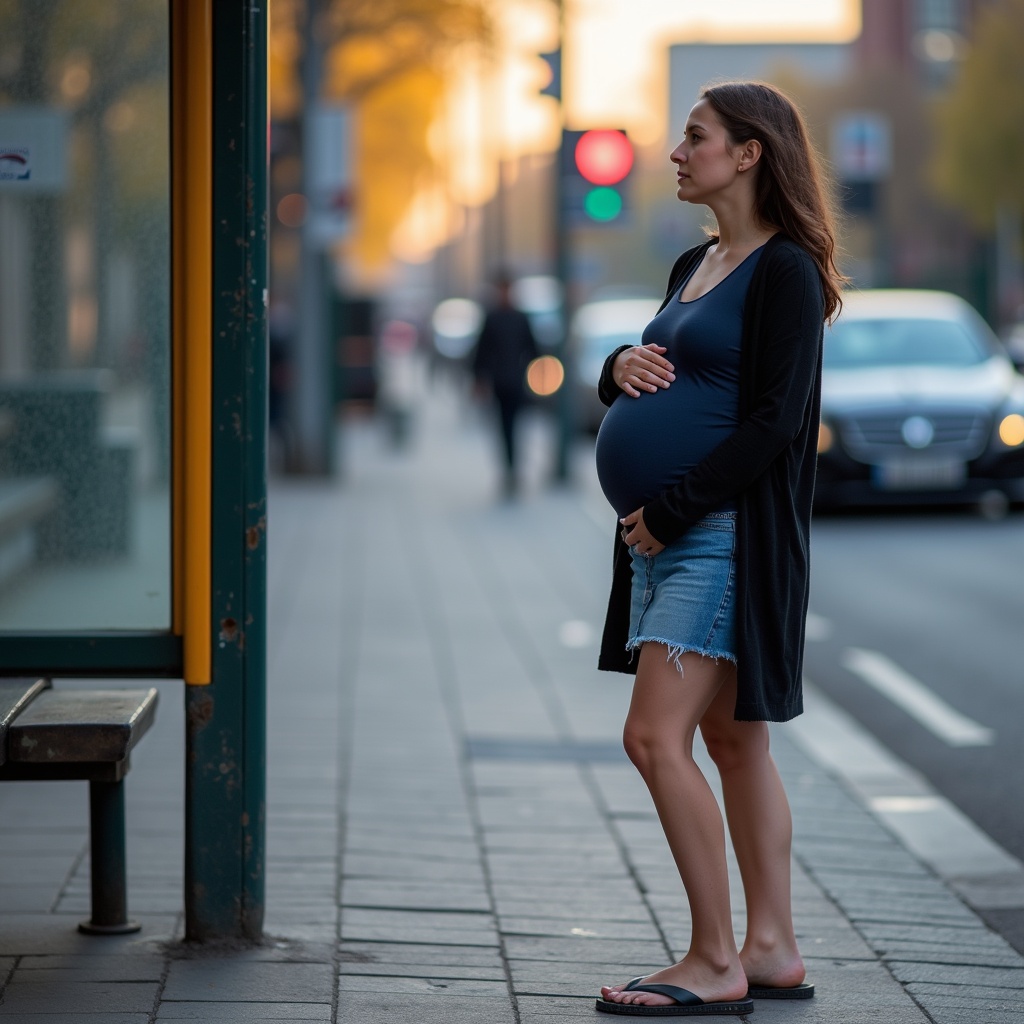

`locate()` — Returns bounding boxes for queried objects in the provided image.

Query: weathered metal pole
[184,0,268,942]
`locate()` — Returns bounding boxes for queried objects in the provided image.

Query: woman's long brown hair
[701,81,847,322]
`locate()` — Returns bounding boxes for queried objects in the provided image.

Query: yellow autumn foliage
[932,0,1024,229]
[339,64,446,275]
[270,0,489,280]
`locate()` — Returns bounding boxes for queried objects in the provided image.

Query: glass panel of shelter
[0,1,171,631]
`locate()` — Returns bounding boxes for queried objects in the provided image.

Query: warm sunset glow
[388,0,861,268]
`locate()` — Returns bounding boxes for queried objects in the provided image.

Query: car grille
[840,411,990,462]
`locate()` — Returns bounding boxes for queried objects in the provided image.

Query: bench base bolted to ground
[0,678,159,935]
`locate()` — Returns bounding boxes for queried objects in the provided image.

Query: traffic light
[538,49,561,101]
[561,129,633,224]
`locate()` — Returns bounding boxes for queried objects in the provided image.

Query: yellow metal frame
[171,0,213,684]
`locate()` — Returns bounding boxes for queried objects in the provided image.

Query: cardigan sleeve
[642,245,825,545]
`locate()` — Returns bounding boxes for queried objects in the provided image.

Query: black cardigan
[597,233,825,722]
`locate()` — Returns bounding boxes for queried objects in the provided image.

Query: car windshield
[824,317,991,369]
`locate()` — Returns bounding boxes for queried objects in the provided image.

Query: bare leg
[700,671,805,989]
[599,645,748,1009]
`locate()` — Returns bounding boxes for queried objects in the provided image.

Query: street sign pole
[551,0,573,483]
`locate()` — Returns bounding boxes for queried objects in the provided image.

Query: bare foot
[739,944,806,991]
[599,955,749,1009]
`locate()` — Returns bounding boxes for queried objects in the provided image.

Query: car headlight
[998,412,1024,447]
[817,420,835,454]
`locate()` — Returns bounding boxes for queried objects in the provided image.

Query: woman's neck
[713,219,775,255]
[707,193,775,255]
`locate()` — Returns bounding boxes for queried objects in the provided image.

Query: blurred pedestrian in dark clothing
[472,275,538,496]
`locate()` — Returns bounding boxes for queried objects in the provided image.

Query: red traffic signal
[573,130,633,186]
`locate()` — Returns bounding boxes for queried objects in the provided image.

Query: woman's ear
[736,138,763,172]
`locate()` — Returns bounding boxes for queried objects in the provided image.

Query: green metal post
[79,780,139,935]
[184,0,268,942]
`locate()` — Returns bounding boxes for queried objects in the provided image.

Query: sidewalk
[2,377,1023,1023]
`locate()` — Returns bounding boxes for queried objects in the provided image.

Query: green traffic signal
[583,186,623,222]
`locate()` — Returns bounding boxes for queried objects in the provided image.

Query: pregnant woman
[593,82,846,1016]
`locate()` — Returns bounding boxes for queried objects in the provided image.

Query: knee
[622,718,680,777]
[701,720,768,773]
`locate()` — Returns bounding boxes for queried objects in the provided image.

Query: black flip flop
[746,982,815,1000]
[596,977,755,1016]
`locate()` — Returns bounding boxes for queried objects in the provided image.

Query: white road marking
[789,681,1024,907]
[559,620,595,648]
[840,647,995,747]
[804,611,833,641]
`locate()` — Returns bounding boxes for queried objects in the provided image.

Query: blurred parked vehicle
[430,297,484,372]
[569,295,662,433]
[1000,313,1024,372]
[511,275,564,352]
[815,290,1024,511]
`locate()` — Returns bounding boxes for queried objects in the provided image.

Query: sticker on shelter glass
[0,147,31,182]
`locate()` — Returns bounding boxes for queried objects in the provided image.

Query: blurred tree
[271,0,490,280]
[0,0,167,371]
[932,0,1024,230]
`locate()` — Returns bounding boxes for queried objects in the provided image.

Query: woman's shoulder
[760,234,819,277]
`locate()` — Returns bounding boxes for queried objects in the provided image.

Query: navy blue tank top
[595,245,764,518]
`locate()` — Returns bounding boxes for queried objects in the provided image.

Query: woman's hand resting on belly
[620,508,665,556]
[613,344,676,398]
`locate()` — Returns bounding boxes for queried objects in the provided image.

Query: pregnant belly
[595,391,732,518]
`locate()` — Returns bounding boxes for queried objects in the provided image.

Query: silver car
[816,289,1024,510]
[570,296,663,433]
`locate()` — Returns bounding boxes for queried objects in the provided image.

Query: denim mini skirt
[627,511,738,668]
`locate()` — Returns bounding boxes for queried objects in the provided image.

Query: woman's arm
[641,247,825,546]
[597,344,675,406]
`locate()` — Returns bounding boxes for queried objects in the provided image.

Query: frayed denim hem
[625,636,738,676]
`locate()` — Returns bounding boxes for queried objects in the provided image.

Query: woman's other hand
[620,509,665,556]
[612,344,676,398]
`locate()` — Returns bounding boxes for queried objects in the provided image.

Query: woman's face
[670,99,746,205]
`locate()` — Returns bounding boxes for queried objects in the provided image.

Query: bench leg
[78,780,140,935]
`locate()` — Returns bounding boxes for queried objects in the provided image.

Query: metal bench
[0,678,159,934]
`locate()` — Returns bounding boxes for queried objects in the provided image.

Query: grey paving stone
[0,976,159,1014]
[511,964,644,999]
[0,885,64,913]
[337,974,506,996]
[0,853,81,884]
[339,924,498,946]
[491,898,651,922]
[0,914,181,955]
[485,852,630,881]
[14,957,163,981]
[503,935,666,963]
[162,961,334,1003]
[155,1004,331,1021]
[499,916,661,941]
[338,941,500,965]
[339,960,505,980]
[342,853,486,883]
[263,901,337,923]
[336,991,517,1024]
[888,961,1024,989]
[260,922,337,945]
[0,832,87,855]
[0,1016,148,1023]
[517,993,606,1019]
[169,939,335,964]
[480,828,613,851]
[490,880,642,902]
